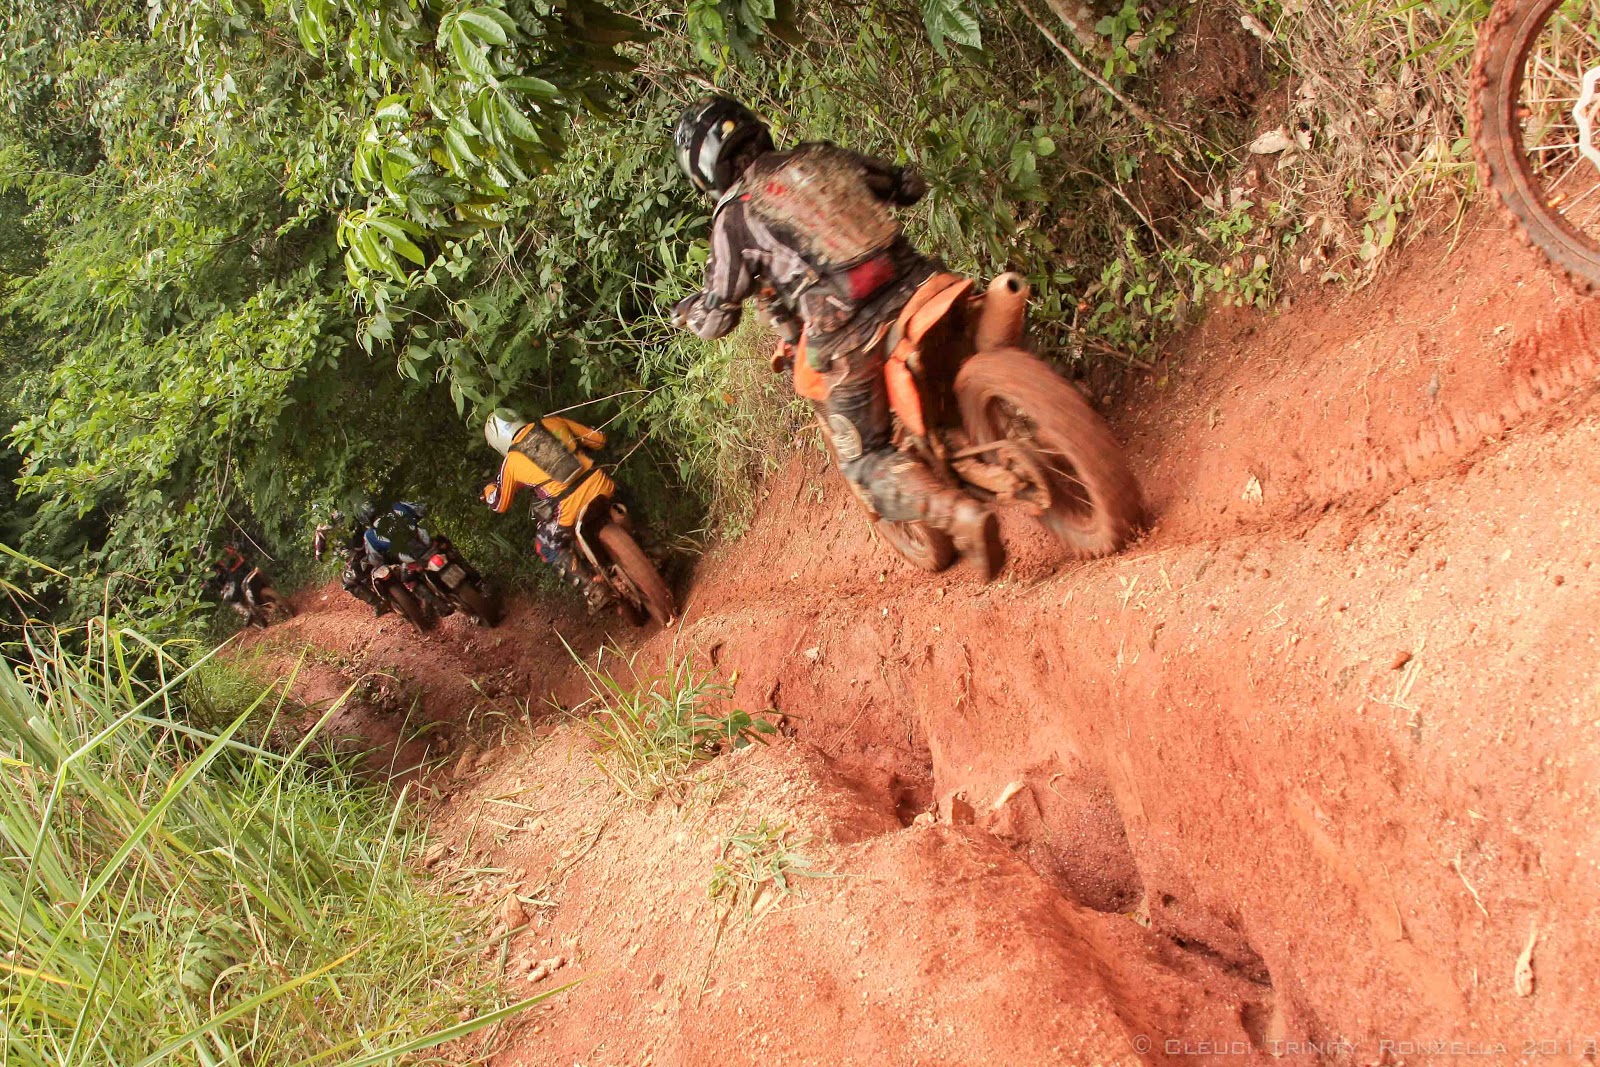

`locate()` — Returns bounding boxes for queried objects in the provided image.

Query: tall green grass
[0,622,547,1065]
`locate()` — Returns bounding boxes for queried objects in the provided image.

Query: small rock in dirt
[422,843,451,869]
[1391,651,1413,671]
[526,964,549,983]
[991,781,1027,811]
[911,811,936,829]
[1553,574,1565,587]
[1515,919,1539,996]
[948,793,976,826]
[500,895,527,928]
[648,972,665,990]
[541,955,566,972]
[1248,128,1293,155]
[802,646,821,662]
[451,742,481,778]
[1239,12,1275,43]
[1241,475,1264,505]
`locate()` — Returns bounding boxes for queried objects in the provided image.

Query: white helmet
[484,411,527,456]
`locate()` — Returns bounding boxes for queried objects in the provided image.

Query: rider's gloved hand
[770,341,795,375]
[671,294,698,330]
[894,168,928,206]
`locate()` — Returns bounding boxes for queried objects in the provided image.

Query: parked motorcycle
[569,498,675,627]
[1473,0,1600,290]
[224,567,294,629]
[795,271,1143,571]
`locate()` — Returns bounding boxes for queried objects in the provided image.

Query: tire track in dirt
[1305,303,1600,509]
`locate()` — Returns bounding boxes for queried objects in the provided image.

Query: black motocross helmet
[674,96,774,196]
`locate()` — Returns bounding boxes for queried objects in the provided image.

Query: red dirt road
[248,214,1600,1065]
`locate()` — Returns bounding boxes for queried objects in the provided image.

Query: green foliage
[0,0,648,626]
[0,622,547,1064]
[1095,1,1181,78]
[570,644,775,803]
[708,817,829,917]
[2,0,1456,632]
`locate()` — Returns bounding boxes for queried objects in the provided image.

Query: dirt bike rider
[318,507,390,616]
[669,97,1003,578]
[204,543,250,605]
[363,501,433,568]
[480,411,615,593]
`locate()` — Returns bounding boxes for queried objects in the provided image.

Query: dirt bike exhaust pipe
[974,272,1030,351]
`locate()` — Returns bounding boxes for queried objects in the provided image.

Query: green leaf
[920,0,982,55]
[456,9,510,46]
[497,94,540,143]
[449,25,496,82]
[501,75,561,100]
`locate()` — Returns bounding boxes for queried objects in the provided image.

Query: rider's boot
[864,452,1005,580]
[927,491,1004,580]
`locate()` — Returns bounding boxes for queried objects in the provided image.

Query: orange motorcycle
[794,271,1143,571]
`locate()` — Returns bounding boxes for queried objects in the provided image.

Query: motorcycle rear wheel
[454,581,500,627]
[956,348,1143,560]
[386,584,431,631]
[258,587,295,624]
[597,523,675,627]
[1472,0,1600,290]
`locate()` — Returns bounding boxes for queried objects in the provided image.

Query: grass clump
[708,819,830,919]
[0,621,545,1066]
[571,647,775,803]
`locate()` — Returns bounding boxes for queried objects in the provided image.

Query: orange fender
[885,357,925,437]
[793,339,831,401]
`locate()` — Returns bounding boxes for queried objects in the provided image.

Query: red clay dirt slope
[244,213,1600,1066]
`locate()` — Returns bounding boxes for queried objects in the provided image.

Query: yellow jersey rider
[481,411,615,573]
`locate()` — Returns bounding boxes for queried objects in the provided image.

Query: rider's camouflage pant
[815,338,949,525]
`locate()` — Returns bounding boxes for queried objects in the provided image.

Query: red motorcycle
[224,567,293,629]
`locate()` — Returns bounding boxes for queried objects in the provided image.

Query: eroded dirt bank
[246,217,1600,1065]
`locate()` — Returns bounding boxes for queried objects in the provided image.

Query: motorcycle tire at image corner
[1472,0,1600,291]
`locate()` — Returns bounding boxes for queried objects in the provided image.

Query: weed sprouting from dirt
[708,818,832,919]
[568,644,776,803]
